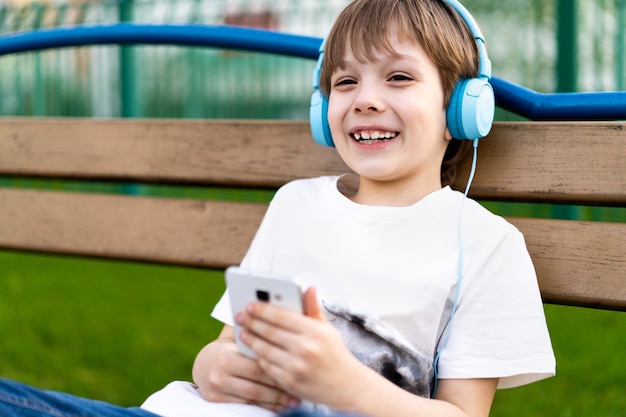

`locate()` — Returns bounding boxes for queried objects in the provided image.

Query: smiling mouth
[351,130,398,144]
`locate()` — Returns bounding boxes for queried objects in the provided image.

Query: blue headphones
[309,0,495,147]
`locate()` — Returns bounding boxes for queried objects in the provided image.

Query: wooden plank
[2,118,625,205]
[455,122,626,205]
[0,188,266,269]
[1,188,624,310]
[0,117,349,188]
[510,217,626,311]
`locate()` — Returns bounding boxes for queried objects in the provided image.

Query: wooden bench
[1,117,624,312]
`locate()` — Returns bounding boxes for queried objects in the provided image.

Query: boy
[177,1,555,417]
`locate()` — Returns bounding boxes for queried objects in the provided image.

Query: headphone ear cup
[309,90,334,147]
[446,78,495,140]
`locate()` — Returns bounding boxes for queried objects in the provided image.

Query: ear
[444,126,454,142]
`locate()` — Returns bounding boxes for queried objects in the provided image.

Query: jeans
[0,378,359,417]
[0,378,162,417]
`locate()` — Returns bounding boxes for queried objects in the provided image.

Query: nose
[356,104,379,113]
[353,82,385,114]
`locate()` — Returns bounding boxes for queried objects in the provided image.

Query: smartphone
[225,266,303,358]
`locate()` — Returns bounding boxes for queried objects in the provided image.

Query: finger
[204,354,294,410]
[239,327,298,365]
[240,304,308,338]
[303,287,324,320]
[239,325,317,390]
[221,376,295,410]
[243,302,297,328]
[223,345,281,387]
[209,342,290,394]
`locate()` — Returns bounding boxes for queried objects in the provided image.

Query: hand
[236,288,499,417]
[237,287,366,409]
[192,326,299,412]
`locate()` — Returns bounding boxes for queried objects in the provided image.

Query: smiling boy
[181,1,555,417]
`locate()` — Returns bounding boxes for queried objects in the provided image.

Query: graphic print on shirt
[323,300,435,398]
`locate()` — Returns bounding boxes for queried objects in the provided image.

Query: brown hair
[320,0,480,187]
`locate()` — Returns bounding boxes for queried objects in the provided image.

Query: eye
[332,77,358,91]
[388,74,412,82]
[335,78,357,87]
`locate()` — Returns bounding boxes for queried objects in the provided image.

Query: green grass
[491,304,626,417]
[1,249,625,416]
[0,250,226,406]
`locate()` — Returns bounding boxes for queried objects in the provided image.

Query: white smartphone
[225,266,303,358]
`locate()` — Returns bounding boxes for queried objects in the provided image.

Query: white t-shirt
[212,175,555,395]
[142,175,555,416]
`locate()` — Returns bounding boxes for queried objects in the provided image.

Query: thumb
[303,287,324,320]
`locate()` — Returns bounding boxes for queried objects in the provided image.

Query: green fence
[0,0,345,118]
[0,0,625,119]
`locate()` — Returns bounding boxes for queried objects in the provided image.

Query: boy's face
[327,37,453,204]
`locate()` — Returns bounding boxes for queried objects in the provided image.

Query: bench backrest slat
[455,122,626,205]
[0,118,348,188]
[510,218,626,311]
[2,118,625,205]
[0,188,264,268]
[1,189,624,310]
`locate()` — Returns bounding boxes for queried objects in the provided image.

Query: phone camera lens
[256,290,270,302]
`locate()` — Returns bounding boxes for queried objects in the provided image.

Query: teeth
[352,130,397,142]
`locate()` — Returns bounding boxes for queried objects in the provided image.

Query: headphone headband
[444,0,491,79]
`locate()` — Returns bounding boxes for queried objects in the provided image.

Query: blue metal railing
[491,78,626,121]
[0,24,321,59]
[1,23,625,121]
